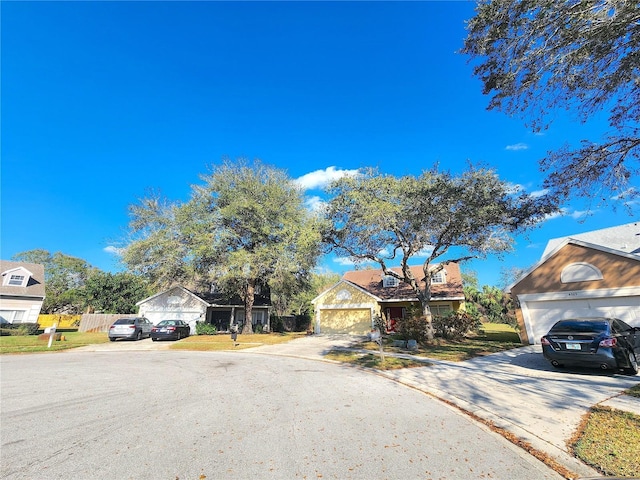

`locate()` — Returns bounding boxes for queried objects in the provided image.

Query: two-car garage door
[523,296,640,344]
[319,308,372,335]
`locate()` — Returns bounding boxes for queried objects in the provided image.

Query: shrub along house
[509,222,640,344]
[311,263,465,334]
[136,285,272,334]
[0,260,46,325]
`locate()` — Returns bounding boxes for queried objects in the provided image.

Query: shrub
[255,324,263,334]
[195,322,217,335]
[270,315,284,333]
[432,312,480,340]
[0,323,41,336]
[395,315,431,344]
[295,314,312,332]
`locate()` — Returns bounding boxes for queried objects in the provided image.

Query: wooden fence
[79,314,124,333]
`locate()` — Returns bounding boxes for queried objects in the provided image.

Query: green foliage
[463,1,639,209]
[432,312,480,340]
[124,159,325,335]
[12,250,92,314]
[0,323,41,336]
[464,282,517,327]
[82,271,150,314]
[295,314,312,332]
[270,315,284,333]
[195,322,217,335]
[325,166,558,341]
[394,315,430,344]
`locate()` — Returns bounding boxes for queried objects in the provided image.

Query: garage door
[525,297,640,343]
[319,309,372,335]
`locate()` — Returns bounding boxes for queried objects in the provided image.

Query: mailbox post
[47,323,58,349]
[370,328,384,362]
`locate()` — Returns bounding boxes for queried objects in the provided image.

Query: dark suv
[108,317,153,341]
[541,317,639,375]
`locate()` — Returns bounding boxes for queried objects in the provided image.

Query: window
[382,275,399,287]
[8,275,26,286]
[560,263,603,283]
[431,271,446,284]
[0,310,26,324]
[430,304,452,317]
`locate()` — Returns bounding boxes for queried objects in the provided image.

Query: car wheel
[136,330,142,341]
[625,351,639,375]
[151,337,157,342]
[550,360,564,368]
[109,337,116,342]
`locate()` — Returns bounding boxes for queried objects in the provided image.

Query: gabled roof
[542,221,640,257]
[136,285,271,307]
[0,260,46,298]
[508,238,640,292]
[311,278,383,304]
[342,263,464,301]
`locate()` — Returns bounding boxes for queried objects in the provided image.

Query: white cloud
[545,208,592,221]
[104,245,123,256]
[530,189,549,198]
[295,166,360,190]
[505,143,529,151]
[305,195,326,212]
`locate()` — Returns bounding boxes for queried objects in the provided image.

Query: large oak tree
[124,159,324,334]
[463,0,639,209]
[323,166,558,340]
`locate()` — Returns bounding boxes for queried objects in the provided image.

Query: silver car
[108,317,153,341]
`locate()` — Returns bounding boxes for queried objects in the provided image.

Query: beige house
[510,222,640,344]
[0,260,46,324]
[312,263,465,334]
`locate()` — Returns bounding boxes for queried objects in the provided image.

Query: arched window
[560,263,603,283]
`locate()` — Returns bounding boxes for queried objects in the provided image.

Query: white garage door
[525,297,640,344]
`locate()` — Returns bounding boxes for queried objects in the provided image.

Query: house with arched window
[509,222,640,344]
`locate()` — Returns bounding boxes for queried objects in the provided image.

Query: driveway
[247,335,640,478]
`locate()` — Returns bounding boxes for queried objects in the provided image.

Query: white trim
[516,286,640,302]
[379,296,465,303]
[136,286,211,307]
[314,302,377,310]
[311,279,382,304]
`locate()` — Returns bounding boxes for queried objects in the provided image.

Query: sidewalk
[248,336,640,479]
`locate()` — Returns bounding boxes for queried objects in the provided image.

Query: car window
[114,318,135,325]
[612,319,632,333]
[551,321,609,334]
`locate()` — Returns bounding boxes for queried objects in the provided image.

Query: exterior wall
[511,244,640,344]
[138,289,207,334]
[319,309,374,335]
[313,282,380,334]
[0,296,44,324]
[511,244,640,296]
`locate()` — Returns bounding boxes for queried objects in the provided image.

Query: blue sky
[2,1,637,287]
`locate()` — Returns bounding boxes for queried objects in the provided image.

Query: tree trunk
[421,302,435,342]
[242,279,255,335]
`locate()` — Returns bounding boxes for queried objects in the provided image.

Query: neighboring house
[136,285,272,334]
[0,260,46,324]
[509,222,640,345]
[311,263,465,335]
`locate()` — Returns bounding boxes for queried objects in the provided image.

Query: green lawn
[0,332,109,354]
[350,322,523,363]
[169,332,307,351]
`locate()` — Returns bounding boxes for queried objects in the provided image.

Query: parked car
[108,317,153,341]
[541,317,640,375]
[150,320,191,341]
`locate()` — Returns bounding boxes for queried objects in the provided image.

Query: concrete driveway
[247,335,640,478]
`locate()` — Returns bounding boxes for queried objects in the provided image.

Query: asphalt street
[0,350,564,480]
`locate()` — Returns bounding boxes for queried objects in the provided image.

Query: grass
[169,332,308,351]
[572,406,640,477]
[348,322,523,363]
[0,332,110,354]
[324,349,429,370]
